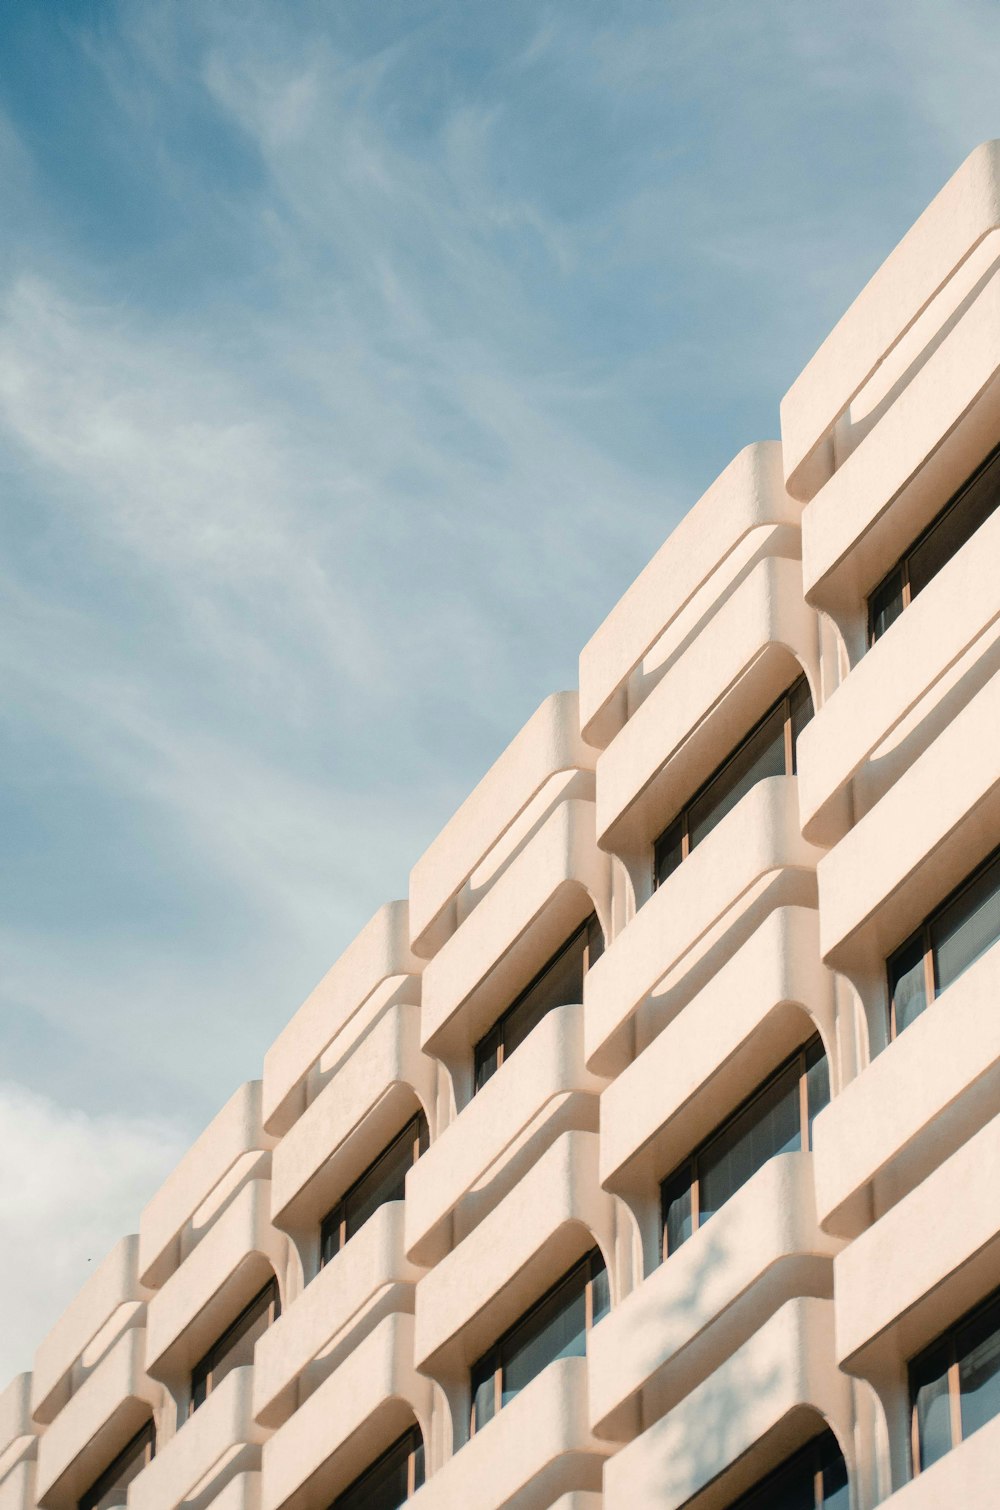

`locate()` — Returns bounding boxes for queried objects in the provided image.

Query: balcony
[0,1375,35,1506]
[407,1002,605,1265]
[586,778,822,1075]
[262,901,421,1137]
[600,906,828,1193]
[411,1356,612,1510]
[596,554,815,856]
[781,140,1000,502]
[409,691,597,957]
[813,945,1000,1237]
[578,442,801,749]
[34,1330,156,1510]
[260,1313,430,1510]
[270,1001,433,1234]
[0,1461,33,1510]
[145,1178,284,1381]
[800,505,1000,846]
[876,1411,1000,1509]
[131,1366,264,1510]
[201,1473,259,1509]
[818,667,1000,972]
[420,800,609,1062]
[253,1201,420,1428]
[602,1298,850,1509]
[590,1154,837,1440]
[414,1131,613,1379]
[835,1106,1000,1376]
[139,1081,273,1289]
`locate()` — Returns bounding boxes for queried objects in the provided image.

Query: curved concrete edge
[579,442,800,746]
[781,140,1000,500]
[599,907,828,1192]
[262,901,421,1137]
[590,1154,838,1438]
[596,554,816,854]
[140,1082,272,1290]
[131,1365,264,1510]
[421,799,610,1060]
[259,1313,431,1510]
[0,1461,35,1510]
[409,692,596,957]
[602,1297,851,1510]
[585,778,822,1074]
[413,1131,613,1378]
[0,1376,32,1460]
[202,1472,260,1510]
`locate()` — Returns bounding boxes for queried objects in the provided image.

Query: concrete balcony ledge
[262,901,422,1138]
[139,1082,273,1290]
[0,1376,34,1490]
[596,554,815,855]
[421,800,610,1062]
[271,1001,434,1233]
[0,1461,34,1510]
[35,1330,157,1510]
[586,779,822,1076]
[409,692,597,958]
[877,1412,1000,1509]
[253,1202,421,1429]
[781,140,1000,501]
[818,668,1000,972]
[414,1131,613,1378]
[578,442,801,749]
[30,1235,147,1426]
[835,1106,1000,1375]
[600,907,828,1193]
[412,1356,613,1510]
[202,1473,260,1510]
[260,1313,430,1510]
[800,507,1000,846]
[146,1179,284,1381]
[406,1003,606,1266]
[590,1155,838,1439]
[813,946,1000,1238]
[603,1297,851,1510]
[131,1366,264,1510]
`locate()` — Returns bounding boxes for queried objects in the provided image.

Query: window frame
[473,913,604,1092]
[725,1428,848,1509]
[328,1424,425,1509]
[653,675,812,888]
[887,843,1000,1041]
[189,1277,279,1414]
[78,1419,156,1510]
[909,1284,1000,1474]
[320,1111,429,1267]
[659,1035,828,1262]
[469,1247,608,1434]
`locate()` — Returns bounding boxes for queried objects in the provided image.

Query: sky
[1,0,999,1383]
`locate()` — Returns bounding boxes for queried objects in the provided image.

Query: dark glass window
[661,1037,829,1259]
[474,915,604,1092]
[470,1249,609,1432]
[329,1426,424,1510]
[724,1429,849,1509]
[78,1421,155,1510]
[653,677,813,888]
[190,1279,279,1413]
[910,1287,1000,1473]
[320,1113,428,1267]
[868,442,1000,645]
[887,846,1000,1038]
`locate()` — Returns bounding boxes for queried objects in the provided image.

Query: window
[470,1248,609,1432]
[654,677,813,887]
[868,441,1000,644]
[329,1426,424,1510]
[78,1420,155,1510]
[474,914,604,1092]
[887,845,1000,1037]
[724,1430,849,1509]
[910,1286,1000,1474]
[190,1279,279,1413]
[320,1112,428,1267]
[661,1037,829,1259]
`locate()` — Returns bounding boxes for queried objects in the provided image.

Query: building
[4,138,1000,1510]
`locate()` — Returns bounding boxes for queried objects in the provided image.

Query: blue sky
[1,0,998,1378]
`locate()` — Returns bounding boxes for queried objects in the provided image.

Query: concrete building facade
[5,140,1000,1510]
